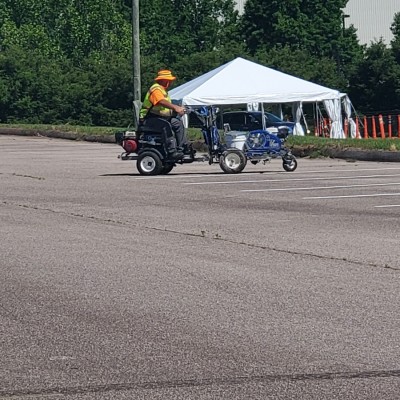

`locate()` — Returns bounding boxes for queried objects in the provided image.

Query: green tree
[240,0,362,91]
[349,41,400,113]
[241,0,303,54]
[0,0,134,125]
[241,0,350,57]
[0,45,68,123]
[140,0,240,64]
[254,46,347,90]
[0,0,132,62]
[391,12,400,63]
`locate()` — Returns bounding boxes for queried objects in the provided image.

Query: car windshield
[264,112,283,123]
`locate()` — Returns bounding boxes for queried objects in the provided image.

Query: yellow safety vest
[139,83,172,119]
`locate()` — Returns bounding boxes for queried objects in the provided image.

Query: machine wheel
[137,151,163,175]
[282,155,298,172]
[160,164,174,174]
[219,149,247,174]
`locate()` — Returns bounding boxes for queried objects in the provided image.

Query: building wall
[234,0,400,46]
[234,0,245,14]
[345,0,399,45]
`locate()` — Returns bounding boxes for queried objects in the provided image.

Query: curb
[1,128,400,162]
[0,128,116,143]
[326,149,400,162]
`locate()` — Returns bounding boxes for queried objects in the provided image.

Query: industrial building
[234,0,400,45]
[344,0,399,45]
[234,0,246,14]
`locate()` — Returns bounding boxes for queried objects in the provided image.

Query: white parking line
[374,204,400,208]
[241,182,400,193]
[135,170,260,180]
[135,166,400,181]
[135,173,228,180]
[295,166,400,174]
[303,193,400,200]
[184,173,400,186]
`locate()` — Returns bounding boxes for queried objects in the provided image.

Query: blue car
[217,111,295,136]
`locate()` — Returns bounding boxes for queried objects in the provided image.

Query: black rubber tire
[219,149,247,174]
[137,151,163,175]
[282,156,298,172]
[160,164,174,174]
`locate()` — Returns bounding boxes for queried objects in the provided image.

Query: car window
[223,114,245,130]
[265,112,283,124]
[221,111,289,131]
[246,114,262,130]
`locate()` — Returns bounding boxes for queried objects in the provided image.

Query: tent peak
[170,58,344,106]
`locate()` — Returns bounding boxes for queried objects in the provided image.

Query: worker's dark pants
[145,114,187,149]
[169,117,187,149]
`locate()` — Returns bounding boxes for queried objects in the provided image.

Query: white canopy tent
[170,57,350,138]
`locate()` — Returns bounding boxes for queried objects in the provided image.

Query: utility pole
[342,14,350,35]
[132,0,141,128]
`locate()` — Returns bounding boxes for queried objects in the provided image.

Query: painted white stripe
[135,173,228,180]
[295,167,400,174]
[135,166,400,181]
[374,204,400,208]
[184,173,400,186]
[304,193,400,200]
[242,182,400,193]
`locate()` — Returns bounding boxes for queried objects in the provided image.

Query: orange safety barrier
[371,116,377,139]
[378,114,385,138]
[363,116,368,139]
[350,114,400,140]
[314,120,319,136]
[316,119,321,136]
[315,119,321,136]
[323,118,330,137]
[398,115,400,138]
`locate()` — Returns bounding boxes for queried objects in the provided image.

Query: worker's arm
[149,88,185,116]
[157,99,185,116]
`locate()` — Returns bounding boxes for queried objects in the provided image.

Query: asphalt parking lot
[1,135,400,399]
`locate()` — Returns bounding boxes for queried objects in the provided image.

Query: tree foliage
[391,12,400,64]
[0,0,399,126]
[240,0,363,92]
[139,0,239,64]
[0,0,131,61]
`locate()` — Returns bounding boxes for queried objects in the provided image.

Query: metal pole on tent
[302,110,309,134]
[261,103,266,130]
[315,103,320,136]
[315,104,319,136]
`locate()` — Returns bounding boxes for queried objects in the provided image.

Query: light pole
[132,0,141,128]
[342,14,350,35]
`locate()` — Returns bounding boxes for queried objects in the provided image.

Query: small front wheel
[282,155,298,172]
[137,151,163,175]
[219,149,247,174]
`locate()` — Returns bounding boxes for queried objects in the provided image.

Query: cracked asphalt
[1,135,400,399]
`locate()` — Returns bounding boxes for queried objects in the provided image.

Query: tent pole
[302,109,309,134]
[261,103,266,130]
